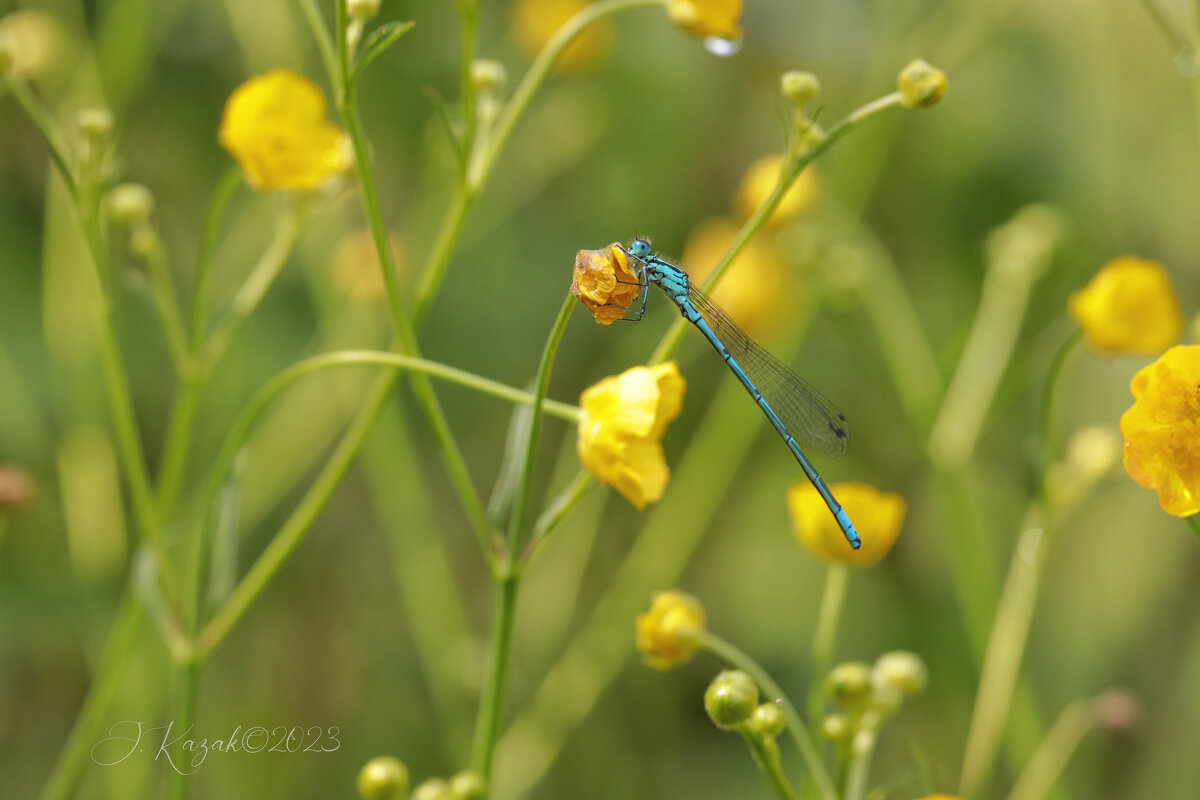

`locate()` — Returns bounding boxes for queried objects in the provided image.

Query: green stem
[471,574,519,781]
[192,350,579,658]
[807,563,849,738]
[649,92,904,365]
[454,0,479,159]
[1187,515,1200,541]
[140,232,190,374]
[740,729,802,800]
[167,662,200,800]
[189,167,242,349]
[704,632,837,800]
[334,0,350,104]
[1038,330,1082,483]
[1,74,78,200]
[844,728,878,800]
[528,471,595,553]
[1004,701,1095,800]
[299,0,340,100]
[508,292,576,564]
[39,589,143,800]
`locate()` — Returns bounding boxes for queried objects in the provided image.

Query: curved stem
[1,74,78,200]
[844,728,879,800]
[704,632,837,800]
[470,574,518,781]
[649,92,904,365]
[1038,330,1082,484]
[1004,700,1095,800]
[740,729,801,800]
[807,563,849,738]
[527,470,595,556]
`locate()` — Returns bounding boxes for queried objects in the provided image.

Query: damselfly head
[629,238,652,259]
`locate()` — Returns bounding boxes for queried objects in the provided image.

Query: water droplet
[704,36,742,57]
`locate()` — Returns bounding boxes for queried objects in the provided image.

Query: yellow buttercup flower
[1120,345,1200,517]
[512,0,612,71]
[219,69,351,191]
[572,243,642,325]
[914,796,962,800]
[635,590,706,670]
[682,217,791,336]
[788,481,905,565]
[734,154,820,226]
[1068,256,1183,356]
[666,0,742,41]
[578,362,686,509]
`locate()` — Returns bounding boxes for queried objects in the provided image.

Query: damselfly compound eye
[630,239,652,258]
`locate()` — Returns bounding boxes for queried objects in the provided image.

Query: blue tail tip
[835,509,862,550]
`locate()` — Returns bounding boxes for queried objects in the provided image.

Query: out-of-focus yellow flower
[578,362,686,509]
[734,154,820,226]
[683,217,791,336]
[572,243,642,325]
[788,481,905,565]
[0,11,64,79]
[331,229,406,302]
[219,69,351,191]
[512,0,612,71]
[1120,345,1200,517]
[667,0,742,41]
[635,590,706,670]
[914,796,962,800]
[1068,256,1183,356]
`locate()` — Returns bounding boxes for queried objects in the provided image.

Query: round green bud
[704,670,759,730]
[871,650,928,696]
[412,778,453,800]
[749,701,786,738]
[0,29,15,74]
[821,713,853,744]
[348,0,382,22]
[780,71,820,106]
[449,770,486,800]
[129,224,158,260]
[824,662,872,709]
[897,59,947,109]
[867,684,903,720]
[107,183,155,226]
[75,107,114,139]
[357,756,410,800]
[471,59,508,95]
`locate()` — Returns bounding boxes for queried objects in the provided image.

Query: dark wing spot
[838,413,847,421]
[829,422,847,438]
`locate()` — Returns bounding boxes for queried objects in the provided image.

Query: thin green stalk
[167,662,200,800]
[741,729,802,800]
[959,506,1052,798]
[808,563,849,738]
[454,0,479,158]
[704,632,837,800]
[508,292,576,564]
[335,0,351,103]
[189,167,242,349]
[141,233,190,374]
[1038,330,1082,486]
[1004,701,1095,800]
[844,729,879,800]
[650,92,905,365]
[528,471,595,554]
[1,74,78,200]
[193,350,579,658]
[298,0,340,100]
[39,589,143,800]
[471,574,519,781]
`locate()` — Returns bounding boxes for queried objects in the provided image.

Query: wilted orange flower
[667,0,742,41]
[788,481,905,565]
[578,362,686,509]
[572,243,642,325]
[636,590,706,670]
[682,217,791,336]
[512,0,612,71]
[1068,257,1183,356]
[1121,345,1200,517]
[219,69,351,191]
[734,154,820,226]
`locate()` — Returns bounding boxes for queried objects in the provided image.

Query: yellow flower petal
[571,243,642,325]
[666,0,743,41]
[635,590,706,670]
[734,154,820,226]
[681,217,792,336]
[578,362,687,509]
[788,481,905,565]
[219,68,351,191]
[512,0,612,71]
[1068,256,1183,356]
[1120,345,1200,517]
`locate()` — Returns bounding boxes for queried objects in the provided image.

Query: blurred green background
[2,0,1199,798]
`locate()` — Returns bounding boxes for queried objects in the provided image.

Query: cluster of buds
[821,651,928,749]
[357,757,484,800]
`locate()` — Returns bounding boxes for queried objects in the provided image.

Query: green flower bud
[821,713,852,744]
[867,684,903,720]
[897,59,947,109]
[412,778,453,800]
[704,669,759,730]
[780,71,820,106]
[0,29,15,74]
[824,662,872,709]
[107,183,155,226]
[471,59,508,95]
[75,107,114,139]
[348,0,382,22]
[871,650,928,696]
[357,756,410,800]
[129,224,158,260]
[749,701,786,738]
[449,770,486,800]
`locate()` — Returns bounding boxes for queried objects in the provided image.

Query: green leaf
[351,20,416,83]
